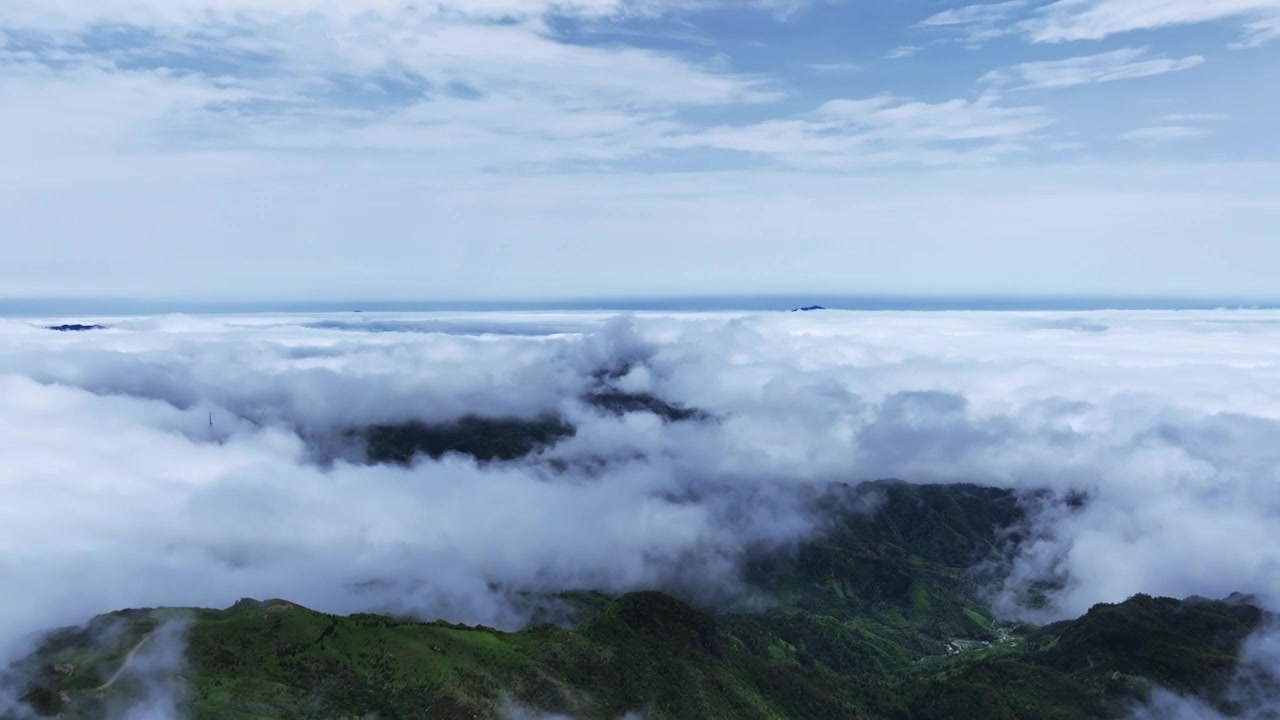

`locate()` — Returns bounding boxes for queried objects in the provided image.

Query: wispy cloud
[806,62,861,73]
[917,0,1029,41]
[919,0,1029,29]
[915,0,1280,48]
[1021,0,1280,47]
[1121,125,1211,143]
[884,45,921,59]
[1237,12,1280,47]
[1163,113,1230,122]
[0,0,1272,304]
[0,0,792,176]
[982,48,1205,91]
[662,94,1052,167]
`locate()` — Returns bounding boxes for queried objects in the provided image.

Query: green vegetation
[582,391,702,423]
[740,481,1025,654]
[963,608,995,633]
[358,390,702,465]
[4,482,1268,719]
[362,415,575,464]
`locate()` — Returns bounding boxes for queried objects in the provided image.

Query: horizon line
[3,293,1280,317]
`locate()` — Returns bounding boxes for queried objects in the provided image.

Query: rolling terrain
[3,481,1266,719]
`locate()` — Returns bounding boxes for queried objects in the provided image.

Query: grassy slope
[4,482,1267,720]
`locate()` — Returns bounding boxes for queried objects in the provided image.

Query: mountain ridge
[2,481,1268,719]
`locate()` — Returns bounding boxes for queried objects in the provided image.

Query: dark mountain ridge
[44,324,107,332]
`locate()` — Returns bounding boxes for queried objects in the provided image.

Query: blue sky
[2,0,1278,301]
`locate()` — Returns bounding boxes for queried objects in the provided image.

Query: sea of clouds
[2,308,1280,695]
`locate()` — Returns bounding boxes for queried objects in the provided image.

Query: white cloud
[1121,125,1211,143]
[916,0,1280,48]
[919,0,1029,29]
[1236,13,1280,46]
[982,47,1204,90]
[0,0,1274,303]
[813,94,1049,140]
[6,308,1280,666]
[662,93,1051,167]
[0,0,781,175]
[806,62,861,73]
[883,45,921,59]
[1,0,660,29]
[1022,0,1280,47]
[1163,113,1229,122]
[916,0,1031,42]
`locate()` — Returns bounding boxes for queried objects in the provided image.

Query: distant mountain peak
[791,305,826,312]
[45,324,106,332]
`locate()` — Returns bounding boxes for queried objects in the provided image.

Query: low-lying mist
[3,308,1280,680]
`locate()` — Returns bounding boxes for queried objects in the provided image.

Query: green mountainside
[357,391,701,467]
[3,482,1266,720]
[362,415,576,465]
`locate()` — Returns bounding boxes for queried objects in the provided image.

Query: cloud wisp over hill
[3,308,1280,671]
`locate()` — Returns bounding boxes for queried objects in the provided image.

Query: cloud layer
[3,309,1280,668]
